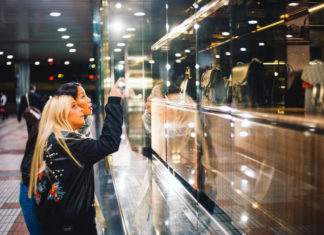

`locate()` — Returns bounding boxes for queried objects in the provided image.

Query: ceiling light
[176,59,181,63]
[216,54,220,58]
[286,34,293,38]
[109,21,124,32]
[34,61,40,66]
[117,64,124,71]
[115,3,122,8]
[7,55,13,59]
[0,51,3,55]
[193,3,199,9]
[258,42,265,46]
[222,32,230,36]
[6,61,12,65]
[134,12,146,16]
[127,27,136,32]
[50,12,61,17]
[148,60,155,64]
[48,58,53,62]
[288,2,299,7]
[66,43,74,47]
[240,47,247,51]
[69,48,76,53]
[64,61,70,65]
[166,64,171,70]
[114,48,122,52]
[248,20,258,24]
[184,49,191,53]
[194,23,200,30]
[175,53,181,57]
[62,35,70,39]
[117,43,126,47]
[57,28,67,32]
[122,35,131,39]
[89,58,95,62]
[225,52,231,56]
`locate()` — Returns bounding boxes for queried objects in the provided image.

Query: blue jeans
[19,183,40,235]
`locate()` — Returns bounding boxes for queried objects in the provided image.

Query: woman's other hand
[110,78,125,98]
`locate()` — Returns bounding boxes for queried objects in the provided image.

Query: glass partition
[103,0,324,234]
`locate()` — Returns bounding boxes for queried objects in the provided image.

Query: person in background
[0,91,8,120]
[17,85,44,134]
[20,122,41,235]
[28,78,124,234]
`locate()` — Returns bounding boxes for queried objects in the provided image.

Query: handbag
[230,58,267,107]
[23,94,41,126]
[201,67,226,104]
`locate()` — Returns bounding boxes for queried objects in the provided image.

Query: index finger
[114,77,126,88]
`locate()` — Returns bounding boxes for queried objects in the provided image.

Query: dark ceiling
[0,0,96,64]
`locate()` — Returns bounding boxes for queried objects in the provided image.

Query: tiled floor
[0,117,29,234]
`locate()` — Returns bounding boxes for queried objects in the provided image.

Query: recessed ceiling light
[6,61,12,65]
[122,35,131,39]
[0,51,3,55]
[69,48,76,53]
[48,58,53,62]
[7,55,13,59]
[248,20,258,24]
[64,61,70,65]
[222,32,230,36]
[66,43,74,47]
[89,58,95,62]
[57,28,67,32]
[117,43,126,47]
[240,47,247,51]
[127,27,136,32]
[175,53,181,57]
[50,12,61,17]
[176,59,181,63]
[34,61,40,65]
[184,49,191,53]
[115,3,122,8]
[62,35,70,39]
[225,52,231,56]
[216,54,220,58]
[288,2,299,7]
[114,48,122,52]
[286,34,293,38]
[148,60,155,64]
[258,42,265,46]
[134,12,146,16]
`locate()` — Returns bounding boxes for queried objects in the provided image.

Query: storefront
[100,0,324,233]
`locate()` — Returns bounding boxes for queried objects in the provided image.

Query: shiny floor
[0,117,30,234]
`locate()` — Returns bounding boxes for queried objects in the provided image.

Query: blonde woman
[28,79,124,234]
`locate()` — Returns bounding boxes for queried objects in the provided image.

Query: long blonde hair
[28,95,82,198]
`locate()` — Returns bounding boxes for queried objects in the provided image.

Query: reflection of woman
[28,80,123,234]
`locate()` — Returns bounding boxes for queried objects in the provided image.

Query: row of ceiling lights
[50,12,78,55]
[109,2,146,53]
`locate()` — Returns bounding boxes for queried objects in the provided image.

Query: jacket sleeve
[18,96,26,121]
[67,97,123,165]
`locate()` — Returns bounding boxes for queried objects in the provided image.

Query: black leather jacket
[34,97,122,227]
